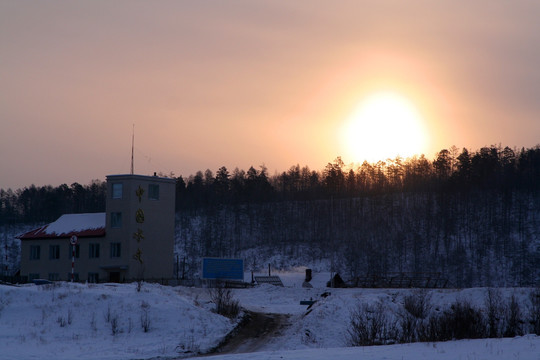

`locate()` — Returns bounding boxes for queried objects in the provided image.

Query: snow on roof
[18,213,106,240]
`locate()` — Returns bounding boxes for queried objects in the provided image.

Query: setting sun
[341,92,428,163]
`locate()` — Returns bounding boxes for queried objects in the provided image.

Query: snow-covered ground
[189,336,540,360]
[0,282,234,360]
[1,269,539,360]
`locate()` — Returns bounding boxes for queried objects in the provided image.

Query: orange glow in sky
[1,1,540,189]
[340,92,428,163]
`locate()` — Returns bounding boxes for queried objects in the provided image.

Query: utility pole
[330,195,335,288]
[70,236,78,282]
[4,242,8,276]
[130,124,135,175]
[3,227,8,277]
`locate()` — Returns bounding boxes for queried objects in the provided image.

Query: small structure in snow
[254,276,284,287]
[327,273,346,288]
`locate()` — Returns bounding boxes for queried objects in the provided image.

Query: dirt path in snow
[207,311,291,355]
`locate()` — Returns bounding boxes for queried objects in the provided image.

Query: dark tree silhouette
[3,144,540,287]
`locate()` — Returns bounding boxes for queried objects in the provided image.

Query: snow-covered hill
[0,282,234,359]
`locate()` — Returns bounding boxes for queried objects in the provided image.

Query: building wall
[20,236,107,282]
[106,174,175,281]
[19,174,175,283]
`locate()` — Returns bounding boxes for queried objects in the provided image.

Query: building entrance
[109,271,121,283]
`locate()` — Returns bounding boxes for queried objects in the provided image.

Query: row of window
[112,183,160,200]
[28,273,100,283]
[29,243,121,260]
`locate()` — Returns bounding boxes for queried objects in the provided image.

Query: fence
[351,272,449,288]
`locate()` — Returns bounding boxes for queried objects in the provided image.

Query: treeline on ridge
[173,144,540,287]
[177,144,540,209]
[1,144,539,224]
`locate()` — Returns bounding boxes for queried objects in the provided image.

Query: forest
[2,145,540,287]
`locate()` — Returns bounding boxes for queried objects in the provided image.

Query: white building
[18,174,176,283]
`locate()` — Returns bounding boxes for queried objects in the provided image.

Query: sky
[1,1,540,189]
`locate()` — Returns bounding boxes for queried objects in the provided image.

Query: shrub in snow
[57,316,67,327]
[208,284,240,319]
[141,309,151,333]
[403,290,431,320]
[67,308,73,325]
[104,304,112,323]
[397,312,418,343]
[428,299,486,341]
[140,301,151,332]
[504,294,523,337]
[485,288,504,338]
[529,287,540,335]
[90,312,97,332]
[176,327,200,354]
[40,308,47,325]
[111,315,119,336]
[398,291,431,343]
[0,296,10,318]
[301,328,319,346]
[348,301,396,346]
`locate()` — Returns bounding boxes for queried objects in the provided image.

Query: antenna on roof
[131,124,135,175]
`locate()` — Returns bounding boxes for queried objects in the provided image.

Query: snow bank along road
[1,271,540,360]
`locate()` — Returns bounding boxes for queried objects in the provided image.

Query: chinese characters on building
[133,185,145,264]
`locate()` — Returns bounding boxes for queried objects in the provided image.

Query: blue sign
[202,258,244,280]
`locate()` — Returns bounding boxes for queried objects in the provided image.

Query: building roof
[106,173,176,184]
[17,213,106,240]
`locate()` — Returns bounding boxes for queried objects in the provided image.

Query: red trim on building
[17,213,106,240]
[17,227,106,240]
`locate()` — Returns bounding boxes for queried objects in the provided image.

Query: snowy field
[0,282,235,360]
[189,337,540,360]
[1,269,539,360]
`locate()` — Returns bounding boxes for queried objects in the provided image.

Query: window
[49,245,60,260]
[148,184,159,200]
[28,273,40,281]
[30,245,40,260]
[88,273,99,283]
[112,183,123,199]
[89,243,100,259]
[68,244,80,258]
[111,212,122,228]
[110,243,121,258]
[48,273,60,281]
